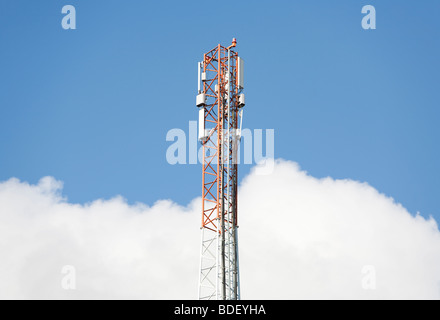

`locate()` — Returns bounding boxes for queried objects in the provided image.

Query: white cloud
[239,161,440,299]
[0,160,439,299]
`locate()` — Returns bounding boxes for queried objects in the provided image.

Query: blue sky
[0,0,439,221]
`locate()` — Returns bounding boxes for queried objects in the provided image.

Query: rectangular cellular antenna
[198,107,205,141]
[198,62,201,93]
[237,57,244,89]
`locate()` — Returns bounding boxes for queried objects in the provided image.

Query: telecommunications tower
[196,38,245,300]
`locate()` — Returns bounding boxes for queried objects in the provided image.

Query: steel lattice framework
[197,40,244,300]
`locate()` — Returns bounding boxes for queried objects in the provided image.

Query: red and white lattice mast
[196,39,245,300]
